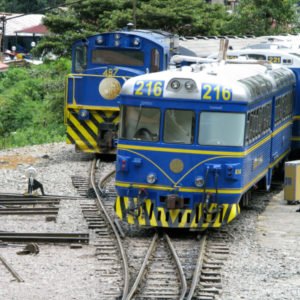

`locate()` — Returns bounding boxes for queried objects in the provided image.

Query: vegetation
[1,0,300,148]
[32,0,231,58]
[0,59,71,149]
[0,0,61,13]
[225,0,299,35]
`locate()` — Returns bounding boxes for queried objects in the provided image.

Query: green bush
[0,58,71,149]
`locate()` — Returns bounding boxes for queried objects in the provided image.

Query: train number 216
[202,83,232,101]
[134,80,164,97]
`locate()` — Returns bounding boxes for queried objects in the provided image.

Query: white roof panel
[1,14,45,36]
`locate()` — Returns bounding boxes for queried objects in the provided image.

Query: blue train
[208,48,300,156]
[114,60,295,229]
[64,28,195,154]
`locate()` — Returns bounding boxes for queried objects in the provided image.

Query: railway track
[82,157,230,300]
[85,158,129,299]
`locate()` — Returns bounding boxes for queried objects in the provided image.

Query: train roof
[207,48,300,68]
[120,61,295,103]
[73,29,179,50]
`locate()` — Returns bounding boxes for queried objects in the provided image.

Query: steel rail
[90,158,129,300]
[0,207,59,214]
[99,168,116,191]
[0,200,60,205]
[0,232,89,243]
[164,233,187,300]
[125,233,159,300]
[186,234,207,300]
[0,254,24,282]
[0,193,85,200]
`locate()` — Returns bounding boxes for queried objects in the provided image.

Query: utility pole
[133,0,136,29]
[0,15,6,61]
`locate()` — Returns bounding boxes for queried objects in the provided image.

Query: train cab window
[151,49,160,72]
[119,105,160,142]
[92,49,144,66]
[74,45,87,73]
[163,109,195,144]
[247,54,266,60]
[198,112,245,147]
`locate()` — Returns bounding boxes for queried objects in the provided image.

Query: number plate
[134,80,164,97]
[201,83,232,101]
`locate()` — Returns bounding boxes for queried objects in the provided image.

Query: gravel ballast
[0,142,299,300]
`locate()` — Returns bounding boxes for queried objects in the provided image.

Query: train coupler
[126,188,148,218]
[165,193,184,209]
[97,122,117,152]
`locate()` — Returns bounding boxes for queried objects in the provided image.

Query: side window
[74,46,87,73]
[151,48,160,72]
[274,92,293,127]
[246,102,271,146]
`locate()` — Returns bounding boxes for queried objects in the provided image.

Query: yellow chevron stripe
[115,197,240,228]
[69,114,100,152]
[67,127,86,151]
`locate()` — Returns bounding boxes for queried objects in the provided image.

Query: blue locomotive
[114,61,295,229]
[64,28,192,153]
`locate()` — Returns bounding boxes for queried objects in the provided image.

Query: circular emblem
[99,77,121,100]
[169,159,184,173]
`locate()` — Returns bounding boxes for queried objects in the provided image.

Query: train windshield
[163,109,195,144]
[198,112,245,147]
[92,49,144,66]
[119,105,160,142]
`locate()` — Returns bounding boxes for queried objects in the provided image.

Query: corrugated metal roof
[16,24,50,34]
[1,14,45,36]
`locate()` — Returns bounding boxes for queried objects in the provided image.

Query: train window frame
[198,111,246,147]
[119,105,161,142]
[74,45,87,73]
[163,109,195,145]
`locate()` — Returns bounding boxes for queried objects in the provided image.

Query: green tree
[32,0,231,58]
[225,0,299,36]
[0,0,60,13]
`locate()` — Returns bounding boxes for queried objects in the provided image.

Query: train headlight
[195,176,204,187]
[147,173,157,184]
[133,38,140,46]
[170,80,181,90]
[96,36,104,44]
[114,33,121,39]
[114,40,120,47]
[78,109,89,120]
[185,80,195,91]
